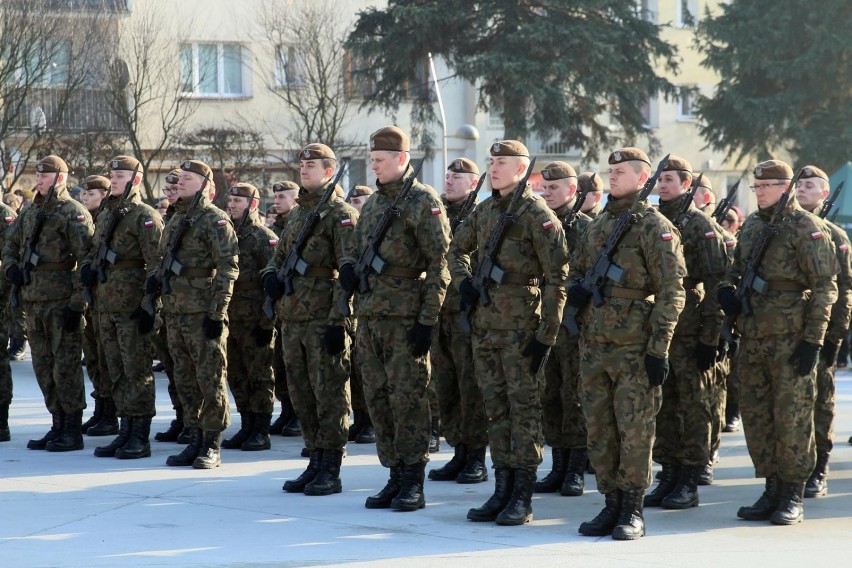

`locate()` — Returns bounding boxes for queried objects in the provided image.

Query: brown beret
[36,155,68,173]
[541,161,577,181]
[352,185,374,197]
[798,165,829,182]
[608,147,650,166]
[370,126,410,152]
[180,159,212,180]
[697,175,713,192]
[229,182,259,199]
[490,140,529,158]
[662,155,692,174]
[299,143,336,161]
[81,175,110,192]
[266,204,278,215]
[165,168,182,185]
[447,157,479,175]
[754,159,793,180]
[578,172,604,193]
[272,180,300,193]
[110,155,141,172]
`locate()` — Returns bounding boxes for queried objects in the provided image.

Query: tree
[695,0,852,171]
[346,0,679,158]
[51,129,128,181]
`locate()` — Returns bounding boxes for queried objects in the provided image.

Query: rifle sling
[765,280,807,293]
[601,285,654,302]
[501,273,539,287]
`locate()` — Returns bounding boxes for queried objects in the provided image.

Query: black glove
[130,307,155,334]
[820,340,840,367]
[407,321,433,358]
[694,341,718,372]
[61,307,83,333]
[645,353,669,387]
[251,325,274,347]
[81,263,97,287]
[521,338,551,374]
[717,286,741,317]
[262,273,282,301]
[202,316,225,340]
[789,341,821,376]
[6,264,24,287]
[567,283,592,309]
[323,325,346,355]
[145,275,160,295]
[339,264,357,293]
[459,278,479,309]
[727,338,740,359]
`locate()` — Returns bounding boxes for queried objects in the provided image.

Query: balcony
[10,88,124,135]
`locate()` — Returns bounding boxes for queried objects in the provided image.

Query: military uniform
[0,202,17,441]
[579,172,604,220]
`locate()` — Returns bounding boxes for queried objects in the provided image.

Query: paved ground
[3,356,852,568]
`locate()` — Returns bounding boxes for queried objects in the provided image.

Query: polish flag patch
[144,219,154,228]
[725,239,735,248]
[268,239,278,247]
[661,232,673,241]
[811,231,823,240]
[4,216,14,224]
[340,218,352,226]
[217,219,228,226]
[431,207,441,215]
[704,231,716,239]
[840,243,849,252]
[76,214,86,222]
[542,220,554,231]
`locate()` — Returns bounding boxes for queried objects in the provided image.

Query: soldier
[5,189,28,361]
[339,126,451,511]
[3,155,94,452]
[578,172,604,218]
[0,197,17,441]
[693,180,716,213]
[428,157,488,484]
[157,159,239,469]
[645,157,729,509]
[570,148,686,539]
[221,183,278,452]
[793,165,852,498]
[534,161,591,496]
[718,159,837,525]
[450,141,569,526]
[348,185,373,213]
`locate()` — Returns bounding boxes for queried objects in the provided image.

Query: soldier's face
[445,172,476,202]
[657,171,690,201]
[109,169,140,196]
[489,156,525,193]
[274,189,298,214]
[580,188,602,212]
[752,179,787,209]
[608,162,646,199]
[163,184,179,204]
[349,194,370,213]
[80,189,104,212]
[370,151,407,185]
[795,178,828,209]
[541,178,576,211]
[692,187,711,209]
[227,195,251,220]
[300,159,333,191]
[35,171,65,195]
[177,171,205,200]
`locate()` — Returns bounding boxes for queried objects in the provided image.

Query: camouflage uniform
[270,209,296,429]
[0,203,16,435]
[585,202,603,219]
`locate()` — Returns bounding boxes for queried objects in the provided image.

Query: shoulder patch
[542,219,554,231]
[704,230,716,240]
[839,243,848,252]
[340,218,352,227]
[217,219,228,227]
[268,239,278,247]
[144,219,155,228]
[725,239,735,248]
[4,216,14,224]
[431,206,441,216]
[811,231,823,240]
[76,214,86,222]
[661,232,673,241]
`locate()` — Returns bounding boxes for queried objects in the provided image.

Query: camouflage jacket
[263,182,358,325]
[449,184,569,345]
[2,187,94,311]
[658,193,729,344]
[340,164,451,325]
[553,200,591,254]
[159,193,239,320]
[86,191,163,313]
[441,194,478,315]
[0,202,17,296]
[229,211,278,325]
[721,199,838,343]
[569,194,686,357]
[585,202,603,219]
[271,210,291,239]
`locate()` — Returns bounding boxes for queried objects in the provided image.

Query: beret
[165,168,182,185]
[662,155,692,174]
[229,182,259,199]
[754,159,793,180]
[299,143,336,161]
[272,180,300,193]
[541,161,577,181]
[448,157,479,175]
[82,175,110,192]
[180,159,212,180]
[608,147,650,166]
[352,185,373,197]
[110,155,141,172]
[798,165,829,181]
[490,140,529,157]
[578,172,604,193]
[370,126,410,152]
[36,155,68,173]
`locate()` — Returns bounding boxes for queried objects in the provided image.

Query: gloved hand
[407,321,433,358]
[6,265,24,287]
[202,316,225,340]
[521,338,551,374]
[567,283,592,309]
[789,341,821,376]
[61,307,83,333]
[339,264,357,293]
[81,263,97,287]
[251,325,274,347]
[130,306,155,334]
[820,340,840,367]
[459,278,479,310]
[717,286,741,317]
[694,341,718,372]
[144,275,160,295]
[323,325,346,355]
[262,273,282,301]
[645,353,669,387]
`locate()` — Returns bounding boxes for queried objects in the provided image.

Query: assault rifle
[673,173,703,231]
[338,160,424,317]
[561,173,596,231]
[343,186,356,203]
[11,171,61,308]
[819,181,844,220]
[458,157,537,334]
[561,154,671,335]
[450,174,485,234]
[712,181,740,225]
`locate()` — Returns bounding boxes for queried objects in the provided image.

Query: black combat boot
[428,444,467,481]
[270,400,291,436]
[94,417,132,457]
[355,414,376,444]
[0,403,10,442]
[154,407,184,442]
[644,464,680,507]
[177,425,194,444]
[87,398,119,437]
[697,461,714,485]
[737,475,780,520]
[662,465,700,509]
[28,412,64,450]
[242,413,272,451]
[166,428,202,466]
[804,451,829,498]
[612,490,645,540]
[391,461,426,511]
[46,411,84,452]
[348,409,364,442]
[495,469,535,525]
[283,449,323,492]
[579,491,622,536]
[561,448,588,496]
[281,404,302,437]
[221,412,253,449]
[771,481,805,525]
[457,446,488,484]
[365,464,403,509]
[428,417,440,453]
[304,448,344,496]
[81,396,104,434]
[115,417,151,460]
[8,337,26,361]
[193,431,222,469]
[534,447,567,493]
[467,467,514,522]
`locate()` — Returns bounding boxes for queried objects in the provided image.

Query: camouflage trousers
[349,330,367,414]
[652,334,714,467]
[0,291,11,407]
[26,299,86,414]
[82,307,110,399]
[430,312,487,448]
[97,311,156,418]
[8,302,26,342]
[813,359,836,455]
[151,314,178,409]
[739,335,816,483]
[282,321,350,451]
[540,330,586,450]
[357,316,430,467]
[710,351,730,455]
[226,318,275,415]
[579,341,661,493]
[166,312,231,432]
[273,325,290,405]
[472,329,543,472]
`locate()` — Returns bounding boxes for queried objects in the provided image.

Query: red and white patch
[4,216,14,224]
[217,219,228,226]
[76,214,86,222]
[840,243,849,252]
[143,219,154,228]
[431,207,441,215]
[811,231,823,240]
[725,239,735,248]
[661,232,673,241]
[542,220,554,231]
[704,231,716,239]
[340,218,352,227]
[268,239,278,247]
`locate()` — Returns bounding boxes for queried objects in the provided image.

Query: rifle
[450,174,485,234]
[561,154,671,335]
[819,181,844,220]
[262,165,347,319]
[338,159,424,317]
[828,208,839,223]
[712,181,740,225]
[673,173,703,231]
[343,186,356,203]
[140,177,208,317]
[11,171,61,308]
[720,171,802,343]
[85,164,141,304]
[458,157,537,334]
[561,173,596,231]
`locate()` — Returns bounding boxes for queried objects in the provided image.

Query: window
[180,43,247,97]
[635,0,658,23]
[6,41,70,87]
[640,95,658,128]
[344,50,379,99]
[677,85,697,120]
[676,0,699,28]
[274,44,303,88]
